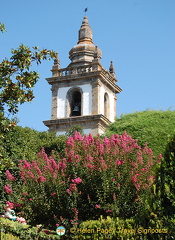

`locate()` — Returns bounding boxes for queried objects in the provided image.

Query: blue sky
[1,0,175,131]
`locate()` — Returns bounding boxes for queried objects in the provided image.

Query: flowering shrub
[3,132,161,228]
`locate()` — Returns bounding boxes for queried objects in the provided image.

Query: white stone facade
[57,84,92,118]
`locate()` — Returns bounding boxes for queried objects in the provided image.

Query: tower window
[71,91,81,116]
[104,93,109,119]
[67,88,82,117]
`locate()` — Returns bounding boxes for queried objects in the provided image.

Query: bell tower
[43,16,122,136]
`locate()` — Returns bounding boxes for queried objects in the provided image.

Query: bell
[72,106,80,116]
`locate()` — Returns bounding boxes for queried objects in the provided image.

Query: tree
[0,44,56,125]
[0,24,57,162]
[65,125,84,137]
[0,22,6,32]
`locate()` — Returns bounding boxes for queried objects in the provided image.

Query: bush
[2,132,161,229]
[0,232,20,240]
[1,126,67,169]
[106,110,175,157]
[0,126,67,218]
[76,215,174,240]
[0,217,60,240]
[159,134,175,216]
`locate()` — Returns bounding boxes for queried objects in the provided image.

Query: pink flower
[131,176,136,183]
[104,137,110,145]
[50,157,58,170]
[4,184,13,194]
[56,224,59,226]
[148,175,155,184]
[66,136,74,147]
[66,189,72,195]
[74,132,83,141]
[58,161,67,171]
[131,174,140,183]
[43,230,51,235]
[95,204,100,208]
[14,203,21,207]
[100,159,107,170]
[6,170,15,181]
[87,163,95,170]
[136,184,141,190]
[69,183,77,192]
[98,144,104,154]
[6,201,14,209]
[23,160,31,170]
[112,178,116,182]
[106,209,112,213]
[157,154,162,164]
[116,159,122,166]
[51,192,57,197]
[71,177,82,184]
[38,176,47,183]
[29,198,33,201]
[27,171,35,179]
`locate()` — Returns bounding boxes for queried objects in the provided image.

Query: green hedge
[0,218,60,240]
[1,232,20,240]
[106,110,175,157]
[1,126,67,170]
[1,214,174,239]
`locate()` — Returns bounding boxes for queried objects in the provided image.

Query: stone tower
[43,16,122,136]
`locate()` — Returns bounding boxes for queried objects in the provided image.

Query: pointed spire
[69,16,102,65]
[78,16,93,44]
[54,52,60,66]
[109,61,115,75]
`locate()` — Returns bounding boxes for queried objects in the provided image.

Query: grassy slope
[106,110,175,157]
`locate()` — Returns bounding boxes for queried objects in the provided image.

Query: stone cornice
[43,114,111,128]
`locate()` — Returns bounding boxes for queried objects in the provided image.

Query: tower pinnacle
[109,61,115,75]
[69,16,102,65]
[78,16,93,44]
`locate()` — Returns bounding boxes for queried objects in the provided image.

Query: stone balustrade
[52,64,101,77]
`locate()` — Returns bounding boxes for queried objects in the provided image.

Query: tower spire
[78,16,93,44]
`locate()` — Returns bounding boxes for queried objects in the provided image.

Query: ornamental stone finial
[54,52,60,66]
[109,61,115,75]
[93,45,102,63]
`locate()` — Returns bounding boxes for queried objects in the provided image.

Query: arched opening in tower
[71,90,81,116]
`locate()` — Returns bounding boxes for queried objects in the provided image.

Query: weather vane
[84,7,88,15]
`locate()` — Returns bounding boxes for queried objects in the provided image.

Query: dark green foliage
[65,125,84,137]
[78,215,174,240]
[1,126,67,169]
[159,134,175,216]
[106,110,175,157]
[0,218,61,240]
